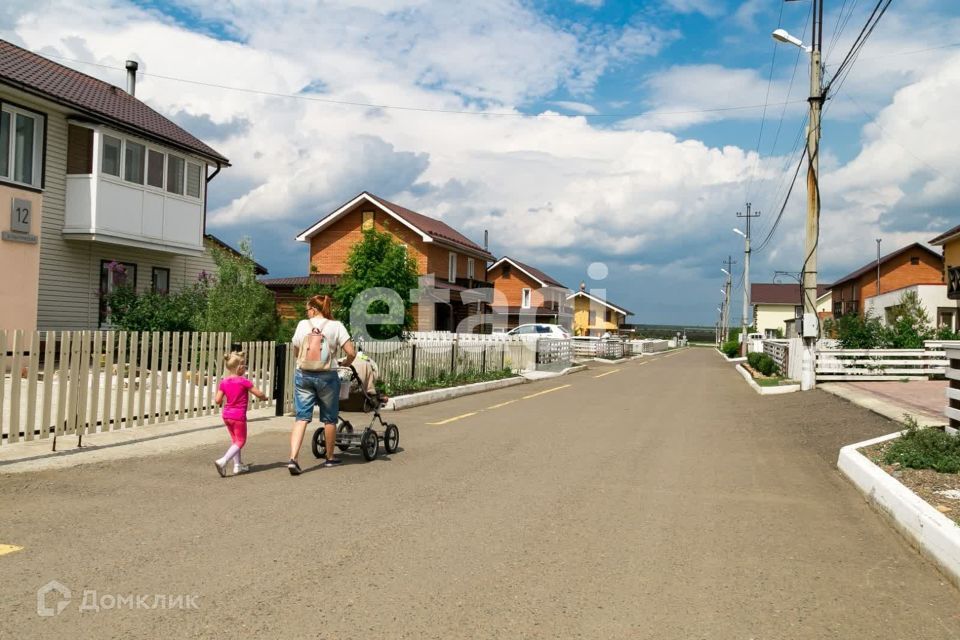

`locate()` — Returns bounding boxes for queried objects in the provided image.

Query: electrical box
[801,313,819,338]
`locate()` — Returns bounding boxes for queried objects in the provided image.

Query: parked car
[507,324,571,340]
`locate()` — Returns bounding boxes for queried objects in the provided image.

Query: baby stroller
[311,354,399,462]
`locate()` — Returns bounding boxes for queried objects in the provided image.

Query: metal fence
[0,330,275,446]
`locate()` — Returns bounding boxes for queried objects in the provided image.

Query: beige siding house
[0,40,257,331]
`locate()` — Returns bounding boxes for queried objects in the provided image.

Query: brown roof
[364,193,495,261]
[260,274,341,289]
[829,242,942,289]
[930,223,960,246]
[489,256,566,288]
[0,39,228,164]
[751,283,829,305]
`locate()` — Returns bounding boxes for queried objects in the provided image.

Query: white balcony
[62,124,206,256]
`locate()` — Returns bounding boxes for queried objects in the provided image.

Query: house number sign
[2,197,37,244]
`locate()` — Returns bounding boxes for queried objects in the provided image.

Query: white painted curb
[522,365,588,381]
[838,432,960,589]
[735,364,800,395]
[716,349,747,363]
[384,376,528,410]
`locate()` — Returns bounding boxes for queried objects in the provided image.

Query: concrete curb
[735,364,800,395]
[818,383,947,428]
[838,432,960,590]
[384,376,528,410]
[715,348,747,363]
[522,365,588,381]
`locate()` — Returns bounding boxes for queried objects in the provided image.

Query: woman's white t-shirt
[291,318,351,363]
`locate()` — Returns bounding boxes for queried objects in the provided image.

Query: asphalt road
[2,348,959,639]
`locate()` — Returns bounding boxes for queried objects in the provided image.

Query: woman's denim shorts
[294,369,341,424]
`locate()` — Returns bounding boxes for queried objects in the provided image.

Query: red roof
[0,39,228,164]
[751,283,829,305]
[489,256,566,288]
[365,193,494,260]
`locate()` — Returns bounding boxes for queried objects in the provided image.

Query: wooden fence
[815,341,950,381]
[0,330,275,446]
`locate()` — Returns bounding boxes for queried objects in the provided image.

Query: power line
[34,49,808,120]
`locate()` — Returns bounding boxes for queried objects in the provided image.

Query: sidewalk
[818,379,948,427]
[0,406,289,474]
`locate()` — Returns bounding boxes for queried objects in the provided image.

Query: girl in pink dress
[214,352,267,477]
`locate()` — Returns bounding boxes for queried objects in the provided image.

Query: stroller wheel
[337,421,354,452]
[310,427,326,459]
[383,424,400,454]
[360,428,380,461]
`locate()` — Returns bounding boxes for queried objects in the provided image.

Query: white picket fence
[0,329,275,446]
[815,340,952,381]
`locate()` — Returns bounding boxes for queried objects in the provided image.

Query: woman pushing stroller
[287,295,356,476]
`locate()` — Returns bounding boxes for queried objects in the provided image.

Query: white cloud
[550,101,599,115]
[573,0,604,7]
[661,0,723,18]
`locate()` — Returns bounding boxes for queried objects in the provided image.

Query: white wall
[865,284,954,326]
[754,304,796,336]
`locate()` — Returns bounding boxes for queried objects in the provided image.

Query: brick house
[827,242,945,323]
[930,224,960,331]
[567,285,632,336]
[276,192,495,332]
[485,256,571,331]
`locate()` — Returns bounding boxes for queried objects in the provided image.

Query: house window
[794,305,803,318]
[147,149,164,188]
[124,141,146,185]
[521,288,531,309]
[910,257,920,265]
[467,258,475,280]
[502,264,511,278]
[185,162,202,198]
[938,308,957,332]
[362,210,375,231]
[448,252,457,283]
[605,309,612,323]
[152,267,170,294]
[101,135,122,177]
[0,105,45,188]
[833,302,843,318]
[166,154,185,195]
[99,260,137,324]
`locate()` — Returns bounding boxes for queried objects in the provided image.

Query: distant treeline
[622,324,715,342]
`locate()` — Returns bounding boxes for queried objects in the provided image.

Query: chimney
[125,60,139,96]
[579,281,586,292]
[483,230,488,252]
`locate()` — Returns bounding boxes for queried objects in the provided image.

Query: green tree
[835,311,887,349]
[199,238,278,341]
[883,290,934,348]
[333,228,420,339]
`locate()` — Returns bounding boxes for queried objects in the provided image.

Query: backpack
[298,318,334,371]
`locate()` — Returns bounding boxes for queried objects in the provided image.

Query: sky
[2,0,959,326]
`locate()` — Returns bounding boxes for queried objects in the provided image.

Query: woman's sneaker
[322,458,343,468]
[287,459,302,476]
[233,464,250,474]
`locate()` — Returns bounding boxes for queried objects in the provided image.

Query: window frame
[521,288,532,309]
[99,260,138,325]
[95,129,204,201]
[151,266,171,295]
[448,252,457,283]
[0,101,47,190]
[467,258,475,280]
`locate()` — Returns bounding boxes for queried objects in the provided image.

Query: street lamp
[772,0,823,391]
[771,28,811,52]
[733,228,746,238]
[721,269,731,277]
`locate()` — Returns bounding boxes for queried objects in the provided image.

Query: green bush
[105,282,208,332]
[755,353,779,376]
[199,238,278,342]
[747,352,762,369]
[721,340,740,358]
[883,416,960,474]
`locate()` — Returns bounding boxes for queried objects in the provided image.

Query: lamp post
[733,205,758,356]
[772,0,823,391]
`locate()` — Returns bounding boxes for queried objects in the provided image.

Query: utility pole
[876,237,882,297]
[799,0,824,391]
[737,203,761,356]
[722,256,736,343]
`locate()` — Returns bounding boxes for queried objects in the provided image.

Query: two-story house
[930,224,960,331]
[828,242,945,324]
[286,191,495,332]
[485,256,571,330]
[0,40,244,331]
[567,284,632,336]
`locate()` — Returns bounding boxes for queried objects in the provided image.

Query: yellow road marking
[522,384,571,399]
[487,399,518,410]
[593,369,621,378]
[0,544,23,557]
[427,412,478,425]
